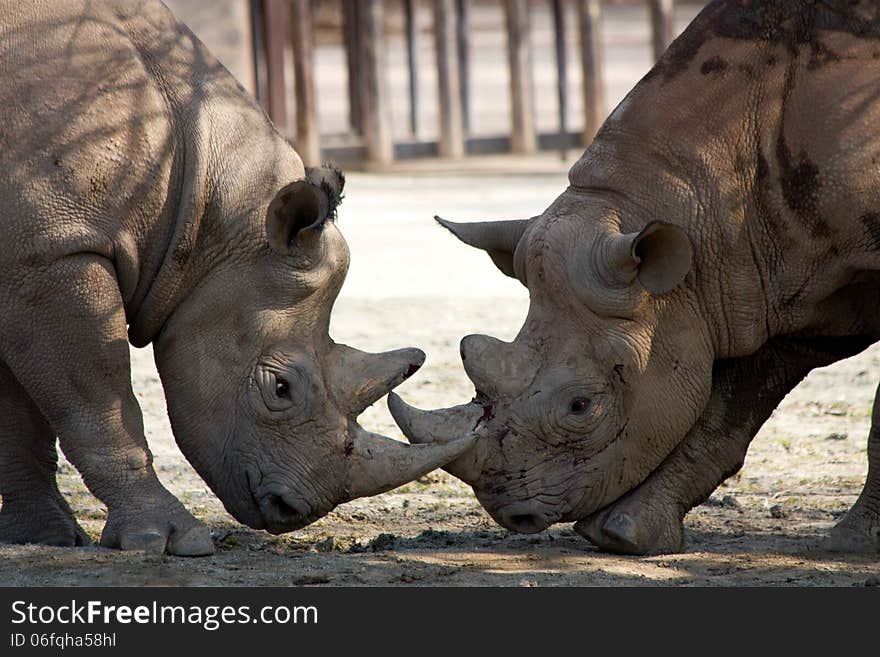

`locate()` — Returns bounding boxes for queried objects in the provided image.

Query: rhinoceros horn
[435,216,532,284]
[327,344,426,415]
[346,425,476,498]
[325,344,476,498]
[387,392,486,483]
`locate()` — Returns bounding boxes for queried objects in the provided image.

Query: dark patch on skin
[860,212,880,249]
[404,363,420,378]
[172,234,194,264]
[750,143,791,279]
[649,0,880,82]
[700,55,728,74]
[775,134,830,238]
[612,363,626,385]
[497,428,511,448]
[756,150,770,182]
[474,404,495,431]
[766,54,777,66]
[713,336,873,443]
[807,40,841,69]
[343,439,354,457]
[737,63,755,76]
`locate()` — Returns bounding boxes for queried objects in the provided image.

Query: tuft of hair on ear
[305,163,345,222]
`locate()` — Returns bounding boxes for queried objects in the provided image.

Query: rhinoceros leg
[575,336,869,555]
[0,362,91,547]
[0,256,212,556]
[825,383,880,553]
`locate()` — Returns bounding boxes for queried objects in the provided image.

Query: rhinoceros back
[0,0,291,337]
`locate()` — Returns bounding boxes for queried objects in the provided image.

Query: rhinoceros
[390,0,880,555]
[0,0,472,555]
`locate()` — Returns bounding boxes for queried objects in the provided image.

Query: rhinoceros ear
[265,165,345,255]
[306,164,345,213]
[605,221,693,294]
[435,216,532,285]
[265,179,331,255]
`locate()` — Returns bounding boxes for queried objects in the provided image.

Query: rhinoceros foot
[100,490,213,556]
[0,496,91,547]
[574,503,685,556]
[823,510,880,554]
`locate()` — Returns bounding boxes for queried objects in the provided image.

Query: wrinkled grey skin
[392,0,880,554]
[0,0,471,556]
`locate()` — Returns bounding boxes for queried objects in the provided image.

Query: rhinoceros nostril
[270,495,302,519]
[258,486,313,530]
[503,511,549,535]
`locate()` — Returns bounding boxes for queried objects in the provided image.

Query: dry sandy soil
[2,162,879,587]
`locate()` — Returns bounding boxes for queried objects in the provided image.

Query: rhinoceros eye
[256,364,307,413]
[569,397,591,415]
[275,377,291,399]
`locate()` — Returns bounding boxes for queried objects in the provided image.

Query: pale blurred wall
[162,0,255,94]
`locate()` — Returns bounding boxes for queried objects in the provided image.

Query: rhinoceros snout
[496,502,552,535]
[256,483,316,534]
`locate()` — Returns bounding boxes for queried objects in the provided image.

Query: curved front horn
[388,393,486,484]
[388,392,484,444]
[345,424,476,499]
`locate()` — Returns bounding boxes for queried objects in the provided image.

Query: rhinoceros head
[390,189,712,534]
[153,166,473,533]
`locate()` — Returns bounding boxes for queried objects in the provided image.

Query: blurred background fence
[164,1,703,168]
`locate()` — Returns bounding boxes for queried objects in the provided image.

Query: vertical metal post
[504,0,536,154]
[262,0,289,135]
[551,0,568,159]
[404,0,420,137]
[360,0,393,164]
[648,0,675,61]
[290,0,320,166]
[249,0,268,109]
[434,0,465,157]
[577,0,604,144]
[343,0,364,135]
[456,0,471,136]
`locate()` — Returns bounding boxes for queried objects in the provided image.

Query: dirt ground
[2,162,879,587]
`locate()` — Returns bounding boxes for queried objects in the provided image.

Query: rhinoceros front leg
[0,362,91,547]
[0,255,212,555]
[575,336,868,555]
[825,382,880,553]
